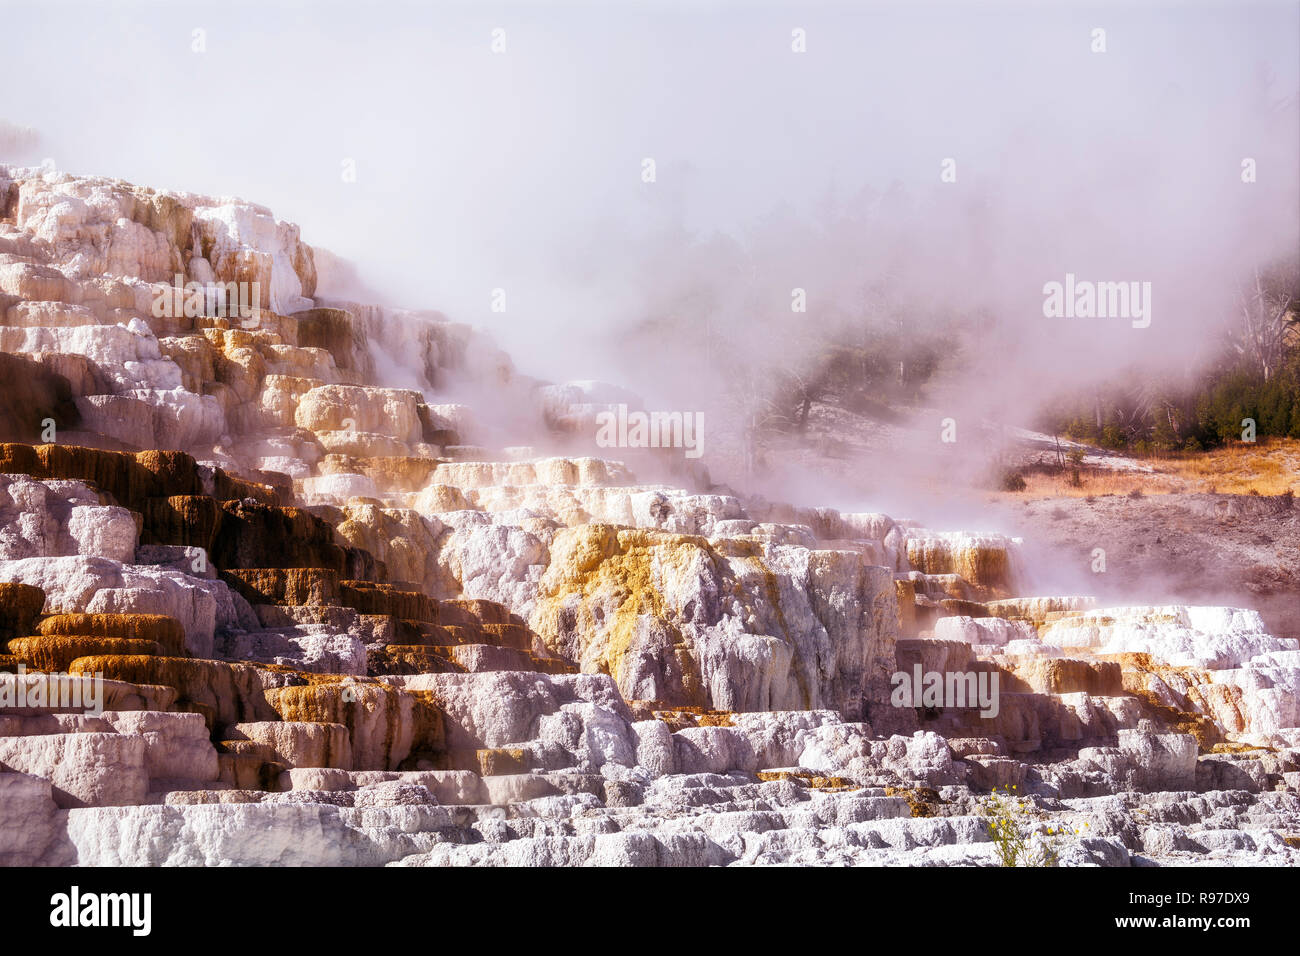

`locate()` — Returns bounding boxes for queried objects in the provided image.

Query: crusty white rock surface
[0,163,1296,866]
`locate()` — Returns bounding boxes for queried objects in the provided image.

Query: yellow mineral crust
[904,535,1016,596]
[36,613,187,656]
[530,524,710,706]
[8,636,162,671]
[1099,651,1247,744]
[983,596,1097,626]
[757,769,857,791]
[526,524,859,711]
[263,681,444,770]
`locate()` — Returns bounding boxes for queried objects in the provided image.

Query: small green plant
[1000,470,1027,492]
[980,785,1088,866]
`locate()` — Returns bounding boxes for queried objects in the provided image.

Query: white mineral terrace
[0,165,1295,866]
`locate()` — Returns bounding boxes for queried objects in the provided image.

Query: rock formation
[0,163,1296,866]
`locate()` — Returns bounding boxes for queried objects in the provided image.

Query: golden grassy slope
[1004,439,1300,498]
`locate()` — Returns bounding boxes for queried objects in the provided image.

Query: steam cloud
[2,0,1297,519]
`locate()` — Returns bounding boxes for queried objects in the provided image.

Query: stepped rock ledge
[0,164,1296,866]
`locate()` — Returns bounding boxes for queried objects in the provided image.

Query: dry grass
[1007,468,1185,499]
[1152,438,1300,495]
[994,439,1300,499]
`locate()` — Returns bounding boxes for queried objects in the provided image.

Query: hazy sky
[2,0,1298,412]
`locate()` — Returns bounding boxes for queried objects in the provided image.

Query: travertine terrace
[0,165,1297,866]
